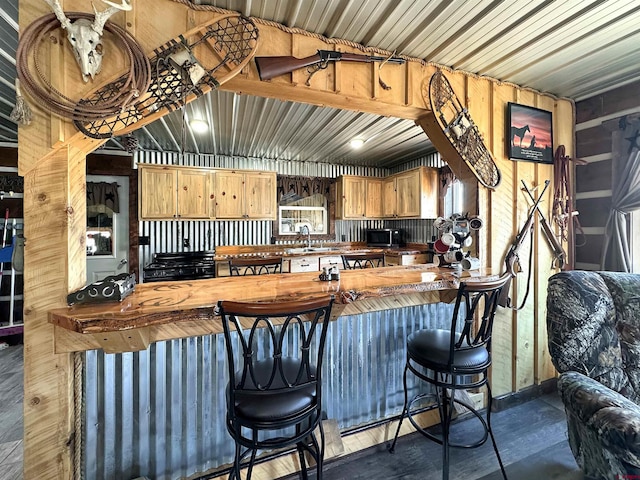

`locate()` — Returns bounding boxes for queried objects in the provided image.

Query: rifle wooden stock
[255,54,322,80]
[498,180,550,308]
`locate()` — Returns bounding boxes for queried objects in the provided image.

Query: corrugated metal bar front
[83,301,460,479]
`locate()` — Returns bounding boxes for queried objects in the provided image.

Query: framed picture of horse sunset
[507,103,553,164]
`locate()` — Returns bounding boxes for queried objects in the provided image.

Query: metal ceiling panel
[5,0,640,161]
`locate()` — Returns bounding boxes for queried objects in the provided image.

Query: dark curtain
[276,175,333,204]
[87,182,120,213]
[601,122,640,271]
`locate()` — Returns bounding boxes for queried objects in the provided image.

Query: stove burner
[143,251,217,282]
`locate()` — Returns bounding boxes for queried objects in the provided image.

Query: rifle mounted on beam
[255,49,406,87]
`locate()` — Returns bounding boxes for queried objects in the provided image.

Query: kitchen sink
[285,247,334,254]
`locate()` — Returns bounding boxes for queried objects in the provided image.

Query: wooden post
[22,146,87,479]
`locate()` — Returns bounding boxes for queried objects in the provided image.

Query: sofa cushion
[547,271,631,397]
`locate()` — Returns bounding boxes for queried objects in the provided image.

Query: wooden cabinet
[245,172,277,219]
[365,178,383,218]
[139,165,210,220]
[336,176,383,219]
[214,170,276,220]
[382,167,438,219]
[337,169,436,220]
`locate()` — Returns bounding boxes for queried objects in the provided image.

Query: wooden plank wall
[17,0,574,477]
[574,80,640,270]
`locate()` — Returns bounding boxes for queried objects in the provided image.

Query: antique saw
[418,70,501,189]
[74,13,259,139]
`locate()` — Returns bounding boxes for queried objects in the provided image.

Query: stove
[143,251,217,282]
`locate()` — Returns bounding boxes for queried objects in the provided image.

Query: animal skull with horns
[43,0,132,82]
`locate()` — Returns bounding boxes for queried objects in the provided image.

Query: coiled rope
[16,12,151,122]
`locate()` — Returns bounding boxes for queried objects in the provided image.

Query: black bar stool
[217,295,335,480]
[388,274,511,480]
[229,256,283,275]
[341,252,385,269]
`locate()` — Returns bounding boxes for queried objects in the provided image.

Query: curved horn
[92,0,131,35]
[101,0,132,11]
[42,0,72,30]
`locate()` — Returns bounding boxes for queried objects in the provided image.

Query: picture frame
[507,103,553,164]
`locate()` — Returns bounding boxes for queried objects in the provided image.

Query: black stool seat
[407,329,490,371]
[388,274,512,480]
[231,359,317,424]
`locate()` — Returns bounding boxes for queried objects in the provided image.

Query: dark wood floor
[0,342,584,480]
[0,342,23,480]
[314,393,583,480]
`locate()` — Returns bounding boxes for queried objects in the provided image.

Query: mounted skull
[43,0,132,82]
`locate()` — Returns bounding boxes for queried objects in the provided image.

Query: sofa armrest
[559,371,640,476]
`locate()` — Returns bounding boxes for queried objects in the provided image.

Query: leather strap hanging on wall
[553,145,587,269]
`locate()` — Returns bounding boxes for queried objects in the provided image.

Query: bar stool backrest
[229,256,283,276]
[447,273,512,368]
[218,295,335,402]
[341,252,386,269]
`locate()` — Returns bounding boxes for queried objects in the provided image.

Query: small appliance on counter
[143,251,217,282]
[366,228,405,248]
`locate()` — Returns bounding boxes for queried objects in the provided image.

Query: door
[365,178,383,218]
[341,176,366,218]
[214,171,246,218]
[139,166,177,219]
[177,168,210,218]
[245,172,276,219]
[395,170,421,217]
[86,175,129,283]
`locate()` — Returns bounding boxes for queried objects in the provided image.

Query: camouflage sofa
[547,270,640,479]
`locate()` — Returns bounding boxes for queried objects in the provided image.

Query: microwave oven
[366,229,404,247]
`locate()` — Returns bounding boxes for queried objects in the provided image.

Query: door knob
[118,258,128,269]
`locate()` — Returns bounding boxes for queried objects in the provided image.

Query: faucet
[300,225,311,249]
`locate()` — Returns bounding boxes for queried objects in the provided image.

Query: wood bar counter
[49,264,497,354]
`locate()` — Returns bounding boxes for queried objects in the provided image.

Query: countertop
[50,264,496,336]
[213,242,432,260]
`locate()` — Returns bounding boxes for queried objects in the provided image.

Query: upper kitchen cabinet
[336,176,383,219]
[383,167,438,219]
[139,165,211,220]
[213,170,277,220]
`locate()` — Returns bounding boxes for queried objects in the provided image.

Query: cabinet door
[395,170,421,217]
[384,254,401,266]
[319,255,342,270]
[382,177,396,218]
[365,178,383,218]
[290,256,320,272]
[139,167,177,219]
[214,171,246,218]
[177,169,210,218]
[245,172,276,219]
[341,176,367,218]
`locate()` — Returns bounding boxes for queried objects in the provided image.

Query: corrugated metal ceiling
[2,0,640,166]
